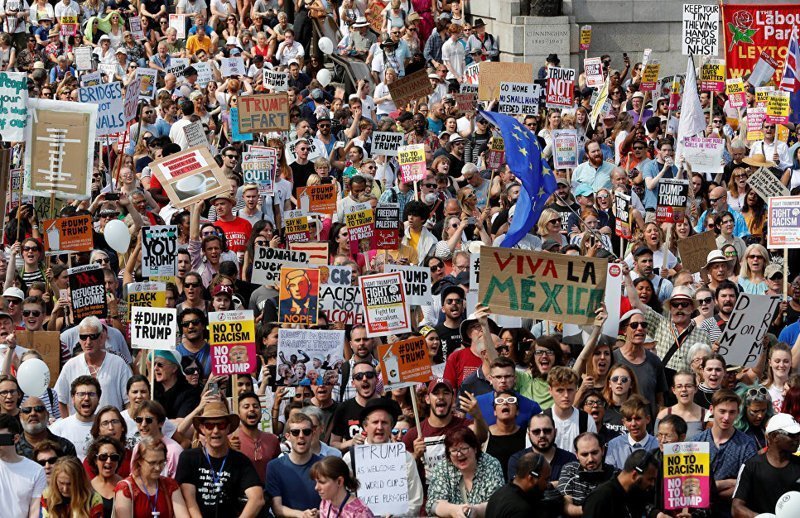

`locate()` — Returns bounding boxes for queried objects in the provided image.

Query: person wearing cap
[434,283,466,360]
[341,398,424,514]
[733,413,800,516]
[1,286,25,329]
[627,91,653,125]
[630,246,673,304]
[694,185,750,238]
[176,401,264,516]
[208,189,252,255]
[209,283,233,312]
[703,249,735,293]
[444,303,499,390]
[148,349,200,419]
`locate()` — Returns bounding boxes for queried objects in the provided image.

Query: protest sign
[297,183,337,215]
[263,69,289,91]
[43,215,93,253]
[546,67,575,108]
[284,210,311,244]
[680,137,724,175]
[276,328,345,385]
[485,137,505,170]
[6,168,32,214]
[25,99,96,200]
[319,283,364,325]
[238,93,289,133]
[374,203,401,250]
[385,264,433,306]
[552,129,578,169]
[584,57,604,88]
[477,62,533,101]
[478,246,607,326]
[168,14,186,39]
[499,82,540,116]
[725,78,746,108]
[78,81,125,136]
[241,149,276,194]
[378,336,432,391]
[251,246,308,285]
[579,25,592,51]
[656,178,690,224]
[453,92,477,115]
[209,310,257,376]
[388,69,434,108]
[765,90,790,124]
[80,71,102,87]
[130,307,177,350]
[397,144,426,183]
[767,197,800,249]
[183,121,208,148]
[129,16,144,40]
[718,294,781,368]
[345,202,375,245]
[165,58,189,79]
[755,86,773,107]
[682,4,719,56]
[747,168,790,202]
[745,106,765,141]
[16,331,60,387]
[319,265,353,286]
[371,132,404,156]
[748,51,779,87]
[220,57,246,77]
[194,62,212,87]
[285,137,325,165]
[124,76,141,124]
[289,243,328,265]
[589,78,610,128]
[68,264,107,320]
[359,272,412,337]
[614,192,632,240]
[464,63,480,85]
[677,231,718,274]
[699,59,725,92]
[354,443,409,516]
[278,267,320,325]
[136,68,158,100]
[141,225,178,280]
[663,442,710,510]
[150,146,228,208]
[60,15,78,36]
[640,61,660,91]
[126,282,167,325]
[74,47,93,71]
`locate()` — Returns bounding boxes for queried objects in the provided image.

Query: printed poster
[359,272,411,337]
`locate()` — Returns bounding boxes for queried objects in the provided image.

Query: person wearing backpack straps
[465,19,499,62]
[546,367,597,455]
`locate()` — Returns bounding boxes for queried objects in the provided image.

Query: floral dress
[425,453,505,516]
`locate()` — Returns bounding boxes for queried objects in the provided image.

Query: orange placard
[378,336,432,390]
[297,183,337,215]
[43,215,93,253]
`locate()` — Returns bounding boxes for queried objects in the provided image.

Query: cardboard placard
[478,62,534,101]
[278,267,320,326]
[250,246,308,286]
[498,82,540,116]
[453,92,477,115]
[663,442,710,510]
[124,76,141,124]
[377,336,432,391]
[552,129,578,169]
[237,93,290,133]
[681,4,719,56]
[680,137,724,175]
[699,59,725,92]
[546,67,576,108]
[579,25,592,51]
[43,215,93,253]
[130,307,177,350]
[359,272,412,337]
[767,196,800,249]
[16,331,60,387]
[141,225,178,280]
[296,184,337,215]
[263,69,289,92]
[150,146,228,208]
[374,203,400,250]
[129,16,144,40]
[209,310,257,376]
[385,264,433,306]
[584,57,604,88]
[276,328,345,386]
[68,264,107,320]
[656,178,690,224]
[354,443,410,516]
[242,149,276,195]
[478,246,607,325]
[717,294,781,368]
[747,167,790,202]
[614,192,632,240]
[677,231,717,274]
[371,132,404,157]
[288,242,329,265]
[387,69,434,108]
[397,144,426,183]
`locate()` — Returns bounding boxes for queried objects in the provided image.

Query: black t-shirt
[545,201,580,234]
[175,448,262,517]
[142,0,165,15]
[486,482,542,518]
[330,397,365,442]
[732,453,800,515]
[290,160,315,190]
[435,323,462,360]
[486,427,528,482]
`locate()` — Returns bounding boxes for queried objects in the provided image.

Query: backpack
[543,407,589,434]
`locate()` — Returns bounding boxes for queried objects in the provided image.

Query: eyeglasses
[22,310,42,317]
[628,321,648,330]
[529,428,553,435]
[392,428,409,436]
[671,300,692,309]
[20,405,46,414]
[0,389,17,397]
[37,457,58,466]
[134,416,156,425]
[584,399,606,408]
[494,396,517,405]
[94,257,110,265]
[353,371,376,381]
[444,298,463,305]
[142,457,167,467]
[696,297,713,305]
[610,376,630,383]
[79,332,102,341]
[201,421,229,431]
[533,349,555,357]
[289,428,313,436]
[100,419,121,428]
[746,386,768,399]
[74,391,98,399]
[423,183,437,188]
[22,246,38,252]
[448,446,471,456]
[97,452,121,462]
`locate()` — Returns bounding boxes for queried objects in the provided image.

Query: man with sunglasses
[176,308,212,378]
[0,413,46,518]
[694,185,749,237]
[16,396,77,460]
[329,360,381,451]
[508,412,575,486]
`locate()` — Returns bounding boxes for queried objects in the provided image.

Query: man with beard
[342,399,424,515]
[266,412,323,515]
[694,185,749,238]
[507,413,576,484]
[50,376,101,460]
[486,452,552,518]
[315,116,337,155]
[699,281,739,341]
[229,392,280,484]
[329,361,381,451]
[704,250,735,293]
[444,304,499,389]
[405,112,440,152]
[582,449,659,517]
[16,397,76,460]
[176,309,212,378]
[177,402,264,517]
[641,137,677,211]
[403,378,488,481]
[572,141,613,193]
[558,432,616,517]
[630,247,673,303]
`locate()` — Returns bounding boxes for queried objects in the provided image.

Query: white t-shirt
[60,326,132,364]
[0,455,46,517]
[54,353,132,415]
[50,415,94,459]
[169,118,192,150]
[552,409,597,454]
[176,0,207,14]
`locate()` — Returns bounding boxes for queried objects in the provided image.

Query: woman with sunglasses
[727,167,749,212]
[536,208,568,248]
[692,287,716,327]
[5,237,45,292]
[735,385,774,450]
[485,390,526,479]
[132,400,182,478]
[655,371,707,439]
[741,189,767,242]
[695,353,726,408]
[82,406,133,479]
[87,436,125,518]
[601,365,639,435]
[763,342,793,413]
[738,243,769,295]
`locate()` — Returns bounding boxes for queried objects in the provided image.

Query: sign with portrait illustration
[278,267,320,326]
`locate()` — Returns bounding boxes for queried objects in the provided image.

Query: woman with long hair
[715,211,746,260]
[763,342,793,413]
[726,167,749,211]
[695,354,726,408]
[738,243,769,295]
[691,172,710,215]
[84,406,133,478]
[781,380,800,421]
[42,456,104,518]
[602,364,639,435]
[5,237,46,290]
[538,109,562,160]
[517,335,565,409]
[734,385,773,450]
[311,456,374,517]
[610,112,633,165]
[419,325,444,365]
[655,371,707,438]
[633,277,663,314]
[570,208,612,253]
[87,437,125,518]
[741,189,767,241]
[628,221,678,277]
[498,327,536,369]
[132,400,183,478]
[781,145,800,189]
[374,67,398,119]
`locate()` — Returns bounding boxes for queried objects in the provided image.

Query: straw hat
[742,154,776,168]
[192,401,240,433]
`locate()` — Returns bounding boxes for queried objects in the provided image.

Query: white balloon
[757,514,776,518]
[318,37,334,55]
[316,68,332,87]
[776,491,800,517]
[104,219,131,254]
[17,359,50,397]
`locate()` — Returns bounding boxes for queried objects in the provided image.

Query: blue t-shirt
[779,321,800,347]
[265,454,323,511]
[641,159,677,210]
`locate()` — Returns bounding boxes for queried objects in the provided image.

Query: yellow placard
[766,91,790,123]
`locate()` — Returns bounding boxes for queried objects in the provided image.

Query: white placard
[250,246,308,285]
[184,121,208,148]
[221,57,246,77]
[131,307,177,350]
[718,294,781,368]
[78,81,126,136]
[263,69,289,91]
[74,46,93,71]
[385,264,433,306]
[499,82,540,116]
[584,57,604,88]
[353,443,409,517]
[371,131,404,156]
[682,4,719,56]
[141,225,178,279]
[679,136,724,175]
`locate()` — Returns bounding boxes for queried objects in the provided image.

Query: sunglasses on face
[22,246,38,252]
[79,332,102,341]
[184,366,199,375]
[494,396,517,405]
[37,457,58,466]
[430,263,445,271]
[22,310,41,317]
[353,371,376,381]
[628,321,648,330]
[184,282,201,289]
[671,300,692,309]
[135,416,156,425]
[697,297,713,305]
[610,375,630,383]
[496,345,510,353]
[529,427,553,435]
[181,319,202,328]
[289,428,313,436]
[392,428,409,435]
[201,422,228,431]
[97,453,121,462]
[20,405,46,414]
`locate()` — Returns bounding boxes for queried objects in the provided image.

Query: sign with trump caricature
[278,267,320,326]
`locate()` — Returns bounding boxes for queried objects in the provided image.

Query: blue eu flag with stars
[480,111,557,248]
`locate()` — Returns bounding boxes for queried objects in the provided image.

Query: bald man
[694,185,750,237]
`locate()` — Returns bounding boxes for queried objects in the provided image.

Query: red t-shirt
[443,347,481,389]
[115,476,180,517]
[215,217,252,253]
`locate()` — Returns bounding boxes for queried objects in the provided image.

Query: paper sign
[276,328,345,385]
[345,202,375,245]
[263,69,289,92]
[354,443,410,516]
[359,272,411,337]
[374,203,400,250]
[749,51,778,87]
[680,137,724,175]
[755,86,773,107]
[681,4,719,56]
[640,61,661,92]
[546,67,576,108]
[289,242,328,266]
[74,47,93,71]
[6,168,32,214]
[656,178,690,224]
[385,264,433,306]
[43,215,93,253]
[124,76,141,124]
[221,57,246,77]
[464,63,480,85]
[209,310,257,376]
[136,68,158,100]
[579,25,592,51]
[377,336,432,391]
[499,82,540,116]
[319,283,364,325]
[168,14,186,39]
[250,246,308,286]
[184,121,208,148]
[80,71,102,87]
[278,267,320,325]
[237,93,289,133]
[78,81,126,136]
[126,282,167,324]
[68,264,107,320]
[453,92,477,115]
[397,144,426,183]
[478,62,534,101]
[767,196,800,249]
[372,132,404,156]
[284,210,311,244]
[194,62,212,87]
[726,78,746,108]
[718,294,781,368]
[131,307,177,350]
[677,231,718,274]
[388,69,433,108]
[478,246,607,326]
[589,78,610,128]
[296,184,337,215]
[747,167,790,202]
[485,137,505,170]
[663,442,710,510]
[241,150,275,195]
[765,90,790,124]
[552,129,578,169]
[746,107,765,141]
[141,225,177,279]
[166,58,189,79]
[129,16,144,40]
[699,59,725,92]
[150,146,228,208]
[285,137,325,165]
[584,57,604,88]
[614,192,632,240]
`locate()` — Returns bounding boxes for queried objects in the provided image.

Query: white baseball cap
[766,413,800,435]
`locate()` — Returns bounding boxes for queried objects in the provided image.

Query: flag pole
[554,192,618,260]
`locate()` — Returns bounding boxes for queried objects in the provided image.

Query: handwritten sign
[263,69,289,92]
[250,246,308,286]
[0,72,27,142]
[499,82,540,116]
[388,69,433,108]
[130,307,177,350]
[220,57,246,77]
[747,167,790,202]
[681,4,719,56]
[238,93,290,133]
[354,443,409,516]
[359,272,411,337]
[320,283,364,325]
[78,82,126,136]
[74,47,93,71]
[663,442,710,510]
[717,294,781,369]
[209,310,256,376]
[677,231,717,274]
